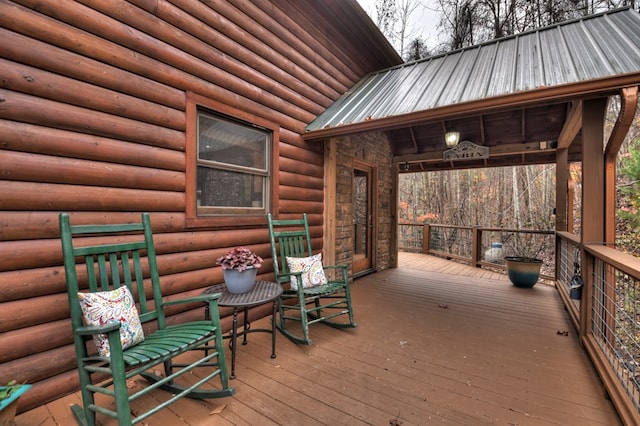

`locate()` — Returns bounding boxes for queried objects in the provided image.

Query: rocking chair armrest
[278,270,304,282]
[161,293,222,307]
[323,264,349,282]
[277,271,306,296]
[75,322,121,336]
[322,264,348,271]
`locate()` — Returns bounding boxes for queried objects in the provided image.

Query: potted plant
[504,256,543,288]
[216,247,263,293]
[502,232,547,288]
[0,380,31,426]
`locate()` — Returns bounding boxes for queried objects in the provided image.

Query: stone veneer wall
[334,131,394,273]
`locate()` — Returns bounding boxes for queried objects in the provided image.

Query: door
[353,160,376,276]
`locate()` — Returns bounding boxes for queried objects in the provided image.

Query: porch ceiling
[382,101,580,171]
[303,7,640,172]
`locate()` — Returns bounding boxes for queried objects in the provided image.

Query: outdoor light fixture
[400,162,410,171]
[445,131,460,147]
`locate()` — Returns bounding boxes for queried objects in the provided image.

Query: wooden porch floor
[17,253,621,425]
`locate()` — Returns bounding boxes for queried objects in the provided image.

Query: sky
[356,0,442,53]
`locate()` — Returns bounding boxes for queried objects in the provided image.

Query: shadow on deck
[17,253,621,425]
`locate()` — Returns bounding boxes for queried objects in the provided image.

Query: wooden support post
[324,138,337,267]
[391,163,399,268]
[555,148,569,233]
[423,224,431,255]
[472,227,481,268]
[579,98,607,339]
[555,148,569,282]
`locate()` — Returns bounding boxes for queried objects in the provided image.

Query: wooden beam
[557,101,582,149]
[394,141,551,164]
[605,86,639,245]
[605,87,639,158]
[409,126,419,153]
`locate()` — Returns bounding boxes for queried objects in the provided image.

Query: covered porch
[17,253,620,425]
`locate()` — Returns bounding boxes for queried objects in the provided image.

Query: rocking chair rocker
[266,213,356,345]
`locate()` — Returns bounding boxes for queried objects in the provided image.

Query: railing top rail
[399,223,461,229]
[585,243,640,278]
[400,223,554,235]
[556,231,581,245]
[556,232,640,278]
[479,227,554,235]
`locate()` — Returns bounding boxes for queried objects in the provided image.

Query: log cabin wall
[0,0,401,411]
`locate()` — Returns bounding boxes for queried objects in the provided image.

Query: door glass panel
[354,169,368,259]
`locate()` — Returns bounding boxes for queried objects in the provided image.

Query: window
[186,93,278,227]
[197,111,270,214]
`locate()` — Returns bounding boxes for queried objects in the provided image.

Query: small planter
[0,383,31,426]
[504,256,542,288]
[223,267,257,293]
[217,247,263,293]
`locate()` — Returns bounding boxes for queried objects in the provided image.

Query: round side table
[203,280,282,379]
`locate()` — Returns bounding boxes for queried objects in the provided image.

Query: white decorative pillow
[286,253,328,290]
[78,286,145,357]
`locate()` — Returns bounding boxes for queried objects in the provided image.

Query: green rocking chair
[60,213,234,426]
[267,213,356,345]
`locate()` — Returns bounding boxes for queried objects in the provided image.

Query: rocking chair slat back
[63,221,162,325]
[266,213,357,345]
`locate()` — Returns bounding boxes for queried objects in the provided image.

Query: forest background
[361,0,640,256]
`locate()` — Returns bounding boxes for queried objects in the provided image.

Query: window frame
[185,92,279,228]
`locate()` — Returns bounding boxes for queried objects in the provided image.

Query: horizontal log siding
[0,58,186,129]
[0,28,187,110]
[0,150,185,191]
[0,120,186,171]
[0,0,375,412]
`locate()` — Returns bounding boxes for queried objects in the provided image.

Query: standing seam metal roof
[306,7,640,133]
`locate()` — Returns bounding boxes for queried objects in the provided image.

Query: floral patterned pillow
[285,253,328,290]
[78,286,145,357]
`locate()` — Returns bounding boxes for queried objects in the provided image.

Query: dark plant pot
[504,256,542,288]
[223,267,257,293]
[0,384,31,426]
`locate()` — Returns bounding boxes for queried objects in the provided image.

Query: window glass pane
[197,167,265,208]
[198,113,266,170]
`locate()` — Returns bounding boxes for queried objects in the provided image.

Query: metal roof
[305,7,640,135]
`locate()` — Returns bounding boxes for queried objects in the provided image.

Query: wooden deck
[16,253,621,425]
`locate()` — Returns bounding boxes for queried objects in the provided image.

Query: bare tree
[371,0,422,58]
[396,0,421,58]
[375,0,398,48]
[435,0,619,50]
[437,0,483,49]
[404,37,431,61]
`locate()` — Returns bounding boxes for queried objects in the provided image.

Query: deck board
[16,253,621,425]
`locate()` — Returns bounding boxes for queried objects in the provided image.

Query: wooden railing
[555,232,582,327]
[556,232,640,424]
[398,223,556,280]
